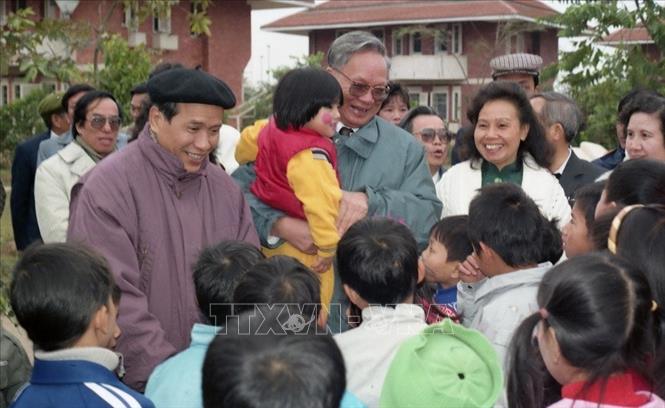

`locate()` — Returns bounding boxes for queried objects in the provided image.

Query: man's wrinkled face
[149,103,223,173]
[495,73,537,96]
[329,51,389,129]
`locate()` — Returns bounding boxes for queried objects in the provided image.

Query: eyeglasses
[414,128,451,143]
[332,67,390,101]
[87,115,122,131]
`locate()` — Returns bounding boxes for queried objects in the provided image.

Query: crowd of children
[4,57,665,407]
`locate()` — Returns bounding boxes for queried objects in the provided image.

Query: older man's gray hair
[327,31,390,70]
[532,91,585,144]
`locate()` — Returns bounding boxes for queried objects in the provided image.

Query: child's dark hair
[468,183,552,267]
[336,217,418,305]
[573,181,605,232]
[507,253,659,407]
[540,218,563,264]
[10,243,120,351]
[429,215,473,263]
[273,67,343,131]
[202,310,346,408]
[233,256,321,329]
[193,240,264,325]
[605,159,665,208]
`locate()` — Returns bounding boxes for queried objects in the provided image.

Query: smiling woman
[436,82,571,229]
[34,91,123,243]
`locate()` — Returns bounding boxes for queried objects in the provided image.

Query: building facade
[1,0,313,107]
[264,0,559,130]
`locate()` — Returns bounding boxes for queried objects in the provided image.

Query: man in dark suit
[530,92,604,204]
[10,92,69,250]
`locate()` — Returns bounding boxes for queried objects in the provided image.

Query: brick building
[0,0,313,106]
[599,25,662,61]
[264,0,560,130]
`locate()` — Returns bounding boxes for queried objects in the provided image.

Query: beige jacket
[35,142,95,243]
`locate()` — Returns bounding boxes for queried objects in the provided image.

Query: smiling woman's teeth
[187,152,205,161]
[485,144,502,151]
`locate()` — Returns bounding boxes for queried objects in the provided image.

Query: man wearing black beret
[67,68,259,390]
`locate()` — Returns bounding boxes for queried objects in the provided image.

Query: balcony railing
[390,54,467,82]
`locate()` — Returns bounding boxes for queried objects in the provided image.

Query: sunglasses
[332,67,390,101]
[87,115,122,131]
[415,128,451,143]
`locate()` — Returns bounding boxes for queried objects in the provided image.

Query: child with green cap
[380,318,503,407]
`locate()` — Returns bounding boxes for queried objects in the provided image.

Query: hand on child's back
[312,255,333,274]
[458,253,485,283]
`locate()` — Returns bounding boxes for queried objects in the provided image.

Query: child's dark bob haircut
[273,67,343,131]
[10,243,120,351]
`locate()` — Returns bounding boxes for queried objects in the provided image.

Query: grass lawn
[1,166,17,315]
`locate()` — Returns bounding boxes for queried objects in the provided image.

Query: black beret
[147,68,236,109]
[130,82,148,95]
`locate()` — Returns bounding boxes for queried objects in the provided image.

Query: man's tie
[339,127,354,136]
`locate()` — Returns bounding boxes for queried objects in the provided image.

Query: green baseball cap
[38,92,65,124]
[380,318,503,407]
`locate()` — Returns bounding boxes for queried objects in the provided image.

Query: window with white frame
[452,87,461,122]
[409,92,426,107]
[506,32,524,54]
[411,32,422,54]
[432,91,449,121]
[14,84,21,100]
[452,23,462,54]
[393,31,404,55]
[435,25,448,53]
[44,0,57,19]
[153,7,172,33]
[124,3,139,30]
[1,85,8,106]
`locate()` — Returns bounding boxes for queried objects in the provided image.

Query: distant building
[598,25,662,61]
[264,0,560,130]
[0,0,314,107]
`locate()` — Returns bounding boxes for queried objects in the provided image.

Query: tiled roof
[263,0,559,32]
[599,26,654,45]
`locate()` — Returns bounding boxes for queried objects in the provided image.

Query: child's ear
[417,259,425,284]
[450,261,460,279]
[92,305,108,331]
[478,242,494,259]
[343,284,364,309]
[317,308,328,330]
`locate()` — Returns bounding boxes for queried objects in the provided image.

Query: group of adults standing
[8,29,665,391]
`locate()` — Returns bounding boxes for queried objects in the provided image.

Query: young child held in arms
[145,241,264,408]
[417,215,473,324]
[507,253,665,407]
[9,243,154,408]
[457,183,560,368]
[334,217,427,408]
[235,67,343,309]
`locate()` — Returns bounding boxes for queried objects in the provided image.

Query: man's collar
[553,147,572,175]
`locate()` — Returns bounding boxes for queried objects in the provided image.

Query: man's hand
[337,191,369,236]
[271,216,317,254]
[311,255,333,274]
[458,253,485,283]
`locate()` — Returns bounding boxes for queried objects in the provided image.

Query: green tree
[0,87,50,163]
[542,0,665,148]
[95,34,153,123]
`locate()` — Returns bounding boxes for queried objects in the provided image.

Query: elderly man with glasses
[234,31,441,332]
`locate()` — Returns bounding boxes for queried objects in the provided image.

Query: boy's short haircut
[202,310,346,408]
[10,243,118,351]
[233,256,321,326]
[193,240,264,324]
[429,215,473,262]
[336,217,419,305]
[468,183,549,267]
[273,67,343,131]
